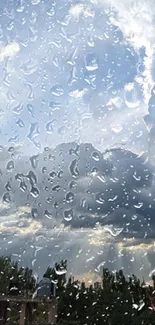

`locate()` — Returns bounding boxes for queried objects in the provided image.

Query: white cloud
[0,42,20,62]
[69,88,88,98]
[69,3,94,19]
[95,0,155,103]
[0,204,41,235]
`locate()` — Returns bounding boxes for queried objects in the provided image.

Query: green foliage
[0,256,35,296]
[0,256,155,325]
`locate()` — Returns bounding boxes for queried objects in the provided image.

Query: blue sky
[0,0,152,154]
[0,0,155,279]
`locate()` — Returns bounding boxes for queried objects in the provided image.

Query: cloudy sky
[1,0,155,281]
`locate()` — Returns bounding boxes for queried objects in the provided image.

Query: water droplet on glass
[6,160,14,172]
[30,186,40,198]
[52,185,60,192]
[42,167,47,174]
[112,125,123,134]
[27,104,35,117]
[108,195,118,202]
[138,301,145,311]
[50,84,64,96]
[31,0,40,4]
[85,53,98,71]
[31,208,38,218]
[69,181,77,189]
[49,171,56,178]
[81,198,86,208]
[133,174,141,181]
[16,118,25,127]
[12,102,23,114]
[46,121,53,134]
[20,181,27,192]
[65,192,74,203]
[3,192,11,203]
[47,7,55,16]
[58,170,63,178]
[55,268,67,276]
[28,123,39,140]
[104,226,123,237]
[8,147,14,153]
[5,181,11,191]
[134,201,143,209]
[15,173,24,182]
[44,210,53,219]
[124,83,140,108]
[27,171,37,186]
[30,155,39,169]
[87,35,95,47]
[8,135,19,143]
[64,209,73,221]
[92,152,100,162]
[69,159,79,177]
[27,123,40,147]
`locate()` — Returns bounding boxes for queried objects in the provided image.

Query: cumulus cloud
[1,0,155,279]
[0,42,20,62]
[0,142,154,278]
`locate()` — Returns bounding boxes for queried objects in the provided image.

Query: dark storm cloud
[0,142,154,241]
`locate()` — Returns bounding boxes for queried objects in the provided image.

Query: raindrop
[50,84,64,96]
[69,159,79,177]
[134,202,143,209]
[85,53,98,71]
[16,119,25,127]
[30,155,39,168]
[49,101,61,111]
[47,7,55,16]
[138,301,145,311]
[5,181,11,191]
[65,192,74,203]
[31,208,38,218]
[149,269,155,277]
[27,171,37,186]
[49,171,56,178]
[108,195,118,202]
[8,135,19,143]
[12,102,23,114]
[64,209,73,221]
[58,170,63,178]
[42,167,47,174]
[133,174,141,181]
[124,83,140,108]
[52,185,60,192]
[20,181,27,192]
[15,173,25,181]
[21,60,38,75]
[30,186,40,198]
[3,192,11,203]
[6,160,14,172]
[87,35,95,47]
[104,226,123,237]
[55,268,67,276]
[46,121,53,134]
[47,197,53,204]
[31,0,40,4]
[132,215,137,220]
[81,198,86,208]
[27,104,35,117]
[27,122,40,141]
[44,210,53,219]
[8,147,14,153]
[92,152,100,162]
[112,125,123,133]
